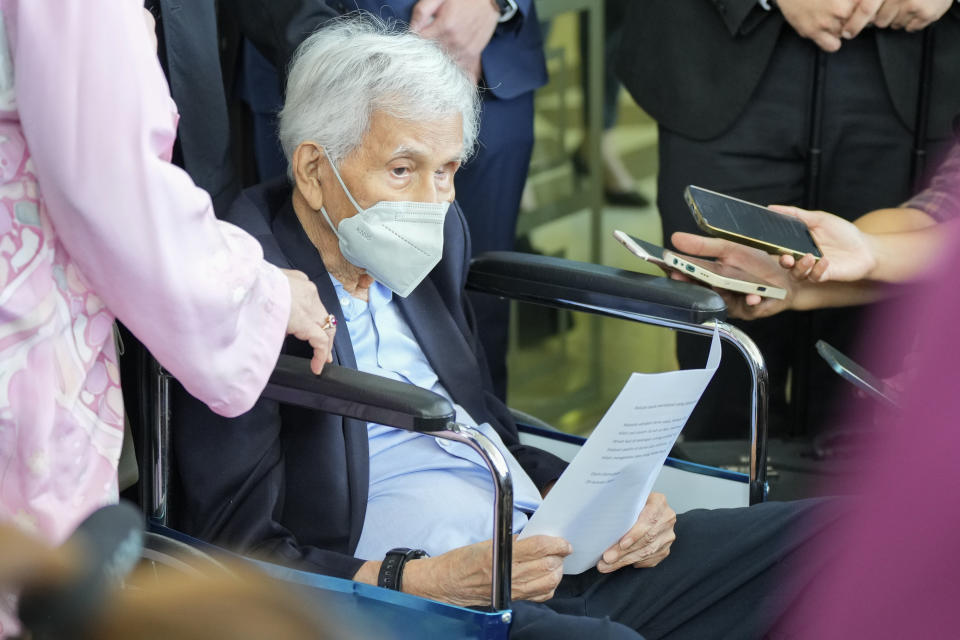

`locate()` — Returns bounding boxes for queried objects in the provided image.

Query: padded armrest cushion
[264,356,455,432]
[467,252,726,325]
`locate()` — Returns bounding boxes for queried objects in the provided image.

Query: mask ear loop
[320,147,364,213]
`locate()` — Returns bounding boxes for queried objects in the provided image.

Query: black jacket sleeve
[173,386,365,580]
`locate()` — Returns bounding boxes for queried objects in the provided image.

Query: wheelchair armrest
[264,356,455,432]
[467,251,726,325]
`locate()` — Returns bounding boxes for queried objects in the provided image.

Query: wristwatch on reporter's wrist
[378,547,429,592]
[492,0,519,23]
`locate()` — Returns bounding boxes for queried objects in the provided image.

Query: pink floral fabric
[0,2,292,633]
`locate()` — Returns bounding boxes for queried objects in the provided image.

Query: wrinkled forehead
[350,110,465,166]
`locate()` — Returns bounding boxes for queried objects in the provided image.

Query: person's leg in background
[237,40,287,184]
[577,0,649,207]
[455,91,537,400]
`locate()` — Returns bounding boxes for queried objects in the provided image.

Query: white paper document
[520,328,721,574]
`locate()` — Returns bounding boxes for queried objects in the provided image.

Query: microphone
[18,501,144,639]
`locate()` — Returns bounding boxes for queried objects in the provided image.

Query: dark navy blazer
[347,0,547,100]
[173,180,567,579]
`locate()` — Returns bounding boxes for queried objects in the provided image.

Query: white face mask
[319,158,450,298]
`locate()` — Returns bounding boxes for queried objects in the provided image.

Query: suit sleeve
[15,0,290,418]
[234,0,339,72]
[174,387,366,580]
[480,0,548,100]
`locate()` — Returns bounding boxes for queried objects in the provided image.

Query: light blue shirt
[331,278,543,561]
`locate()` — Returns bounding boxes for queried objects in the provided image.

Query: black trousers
[456,91,537,401]
[511,499,842,639]
[656,29,953,438]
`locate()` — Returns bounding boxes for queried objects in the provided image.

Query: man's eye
[391,167,409,177]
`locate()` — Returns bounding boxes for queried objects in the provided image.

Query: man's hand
[282,269,335,375]
[767,205,876,283]
[401,535,572,607]
[839,0,886,39]
[596,493,676,573]
[778,0,875,51]
[670,231,797,320]
[872,0,953,30]
[410,0,500,84]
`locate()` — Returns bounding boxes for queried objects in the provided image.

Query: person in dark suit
[175,20,840,639]
[615,0,960,439]
[145,0,337,216]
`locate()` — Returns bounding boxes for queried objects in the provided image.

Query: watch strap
[493,0,519,23]
[378,547,428,591]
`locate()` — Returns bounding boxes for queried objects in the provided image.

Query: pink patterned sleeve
[12,0,291,417]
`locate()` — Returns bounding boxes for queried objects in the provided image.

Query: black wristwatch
[493,0,519,23]
[378,547,429,592]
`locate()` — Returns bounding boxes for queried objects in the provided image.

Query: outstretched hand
[767,205,876,283]
[670,232,798,320]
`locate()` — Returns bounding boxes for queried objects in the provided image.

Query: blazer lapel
[271,201,367,547]
[396,279,489,424]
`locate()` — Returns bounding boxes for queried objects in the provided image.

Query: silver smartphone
[613,230,787,300]
[815,340,900,407]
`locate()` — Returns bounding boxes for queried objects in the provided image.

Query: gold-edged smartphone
[684,185,822,261]
[613,230,787,300]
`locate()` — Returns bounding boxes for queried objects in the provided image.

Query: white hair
[278,16,481,174]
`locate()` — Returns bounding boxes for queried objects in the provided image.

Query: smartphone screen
[815,340,899,407]
[613,231,669,265]
[685,185,822,259]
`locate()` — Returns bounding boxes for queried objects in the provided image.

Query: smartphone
[613,230,787,299]
[684,185,822,261]
[815,340,900,407]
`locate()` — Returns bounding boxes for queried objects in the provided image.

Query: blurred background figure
[1,504,345,640]
[778,226,960,638]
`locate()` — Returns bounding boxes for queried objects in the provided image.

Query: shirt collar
[329,276,393,321]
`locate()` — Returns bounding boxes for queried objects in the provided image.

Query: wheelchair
[134,251,770,639]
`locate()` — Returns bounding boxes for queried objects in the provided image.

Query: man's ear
[292,142,325,211]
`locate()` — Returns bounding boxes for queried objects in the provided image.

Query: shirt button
[340,297,350,306]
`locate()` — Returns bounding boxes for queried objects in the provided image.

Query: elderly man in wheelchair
[174,17,837,639]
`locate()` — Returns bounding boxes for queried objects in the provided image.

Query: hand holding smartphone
[613,230,787,300]
[684,185,823,261]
